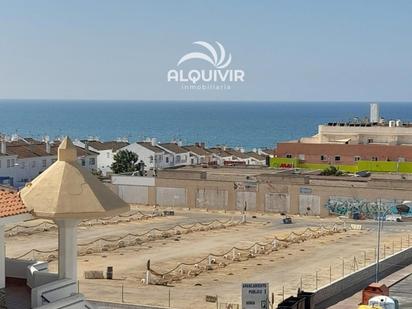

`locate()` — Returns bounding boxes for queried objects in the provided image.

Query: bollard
[272,239,277,250]
[232,248,236,260]
[208,255,212,266]
[241,214,247,224]
[121,284,124,303]
[254,244,258,254]
[168,288,171,308]
[145,270,151,285]
[329,265,332,283]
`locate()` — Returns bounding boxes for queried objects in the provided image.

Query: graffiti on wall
[324,197,398,218]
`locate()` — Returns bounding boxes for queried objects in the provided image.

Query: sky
[0,0,412,102]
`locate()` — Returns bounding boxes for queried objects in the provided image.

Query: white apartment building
[299,103,412,146]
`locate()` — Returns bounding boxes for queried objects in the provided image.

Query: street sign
[241,283,269,309]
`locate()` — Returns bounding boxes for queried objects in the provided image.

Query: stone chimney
[1,140,6,155]
[45,141,51,154]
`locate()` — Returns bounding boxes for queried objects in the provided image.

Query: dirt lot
[5,206,412,309]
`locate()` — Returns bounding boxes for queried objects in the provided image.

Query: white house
[158,142,191,167]
[120,141,169,171]
[0,140,18,186]
[182,143,214,165]
[0,138,98,188]
[243,151,267,165]
[74,139,129,176]
[207,147,236,165]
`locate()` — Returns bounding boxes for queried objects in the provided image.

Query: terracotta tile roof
[208,147,234,158]
[225,148,251,159]
[52,142,99,156]
[244,151,266,160]
[159,143,188,154]
[6,143,57,158]
[0,188,28,218]
[182,145,212,156]
[137,142,165,153]
[82,140,129,151]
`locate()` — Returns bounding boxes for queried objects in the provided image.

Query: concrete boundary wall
[314,246,412,308]
[89,300,172,309]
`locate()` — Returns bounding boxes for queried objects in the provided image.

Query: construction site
[4,203,412,308]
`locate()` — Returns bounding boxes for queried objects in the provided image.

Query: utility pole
[375,199,383,283]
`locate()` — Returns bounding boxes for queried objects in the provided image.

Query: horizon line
[1,98,412,104]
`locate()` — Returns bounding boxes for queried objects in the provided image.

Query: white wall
[14,155,56,187]
[122,143,164,170]
[0,155,18,186]
[156,187,186,206]
[196,189,228,209]
[265,193,289,212]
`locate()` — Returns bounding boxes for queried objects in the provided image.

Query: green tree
[111,150,139,174]
[320,165,343,176]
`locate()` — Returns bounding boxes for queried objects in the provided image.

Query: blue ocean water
[1,100,412,149]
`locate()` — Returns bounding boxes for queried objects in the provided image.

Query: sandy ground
[5,207,412,309]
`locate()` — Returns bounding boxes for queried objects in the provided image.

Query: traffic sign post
[242,283,269,309]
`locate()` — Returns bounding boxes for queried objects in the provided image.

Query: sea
[1,100,412,149]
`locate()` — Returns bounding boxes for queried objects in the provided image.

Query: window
[298,154,305,160]
[42,159,47,167]
[7,159,10,168]
[334,156,341,161]
[11,159,15,167]
[286,154,292,158]
[89,158,95,165]
[367,138,373,144]
[21,161,26,169]
[166,157,169,163]
[81,159,86,166]
[371,156,378,161]
[320,155,326,161]
[354,156,361,162]
[150,156,154,163]
[176,155,181,163]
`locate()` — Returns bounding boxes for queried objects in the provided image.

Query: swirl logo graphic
[167,40,245,91]
[177,41,232,69]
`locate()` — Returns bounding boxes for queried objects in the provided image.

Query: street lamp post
[375,198,392,282]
